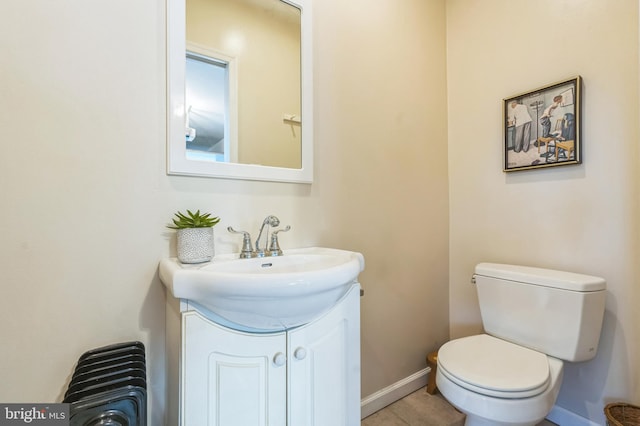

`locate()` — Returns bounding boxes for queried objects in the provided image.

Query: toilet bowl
[436,334,563,426]
[436,263,606,426]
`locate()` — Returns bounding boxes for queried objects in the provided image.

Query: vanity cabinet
[182,315,287,425]
[180,283,361,426]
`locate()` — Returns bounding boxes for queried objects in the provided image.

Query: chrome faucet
[254,215,280,257]
[228,215,291,258]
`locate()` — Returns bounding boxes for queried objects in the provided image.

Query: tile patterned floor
[361,387,558,426]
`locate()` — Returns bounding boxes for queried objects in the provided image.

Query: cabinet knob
[294,347,307,360]
[273,352,286,366]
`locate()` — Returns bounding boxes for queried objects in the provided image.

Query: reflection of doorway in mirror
[185,45,238,163]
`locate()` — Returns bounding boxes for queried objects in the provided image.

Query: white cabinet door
[287,284,361,426]
[182,311,287,426]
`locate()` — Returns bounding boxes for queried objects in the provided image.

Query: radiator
[63,341,147,425]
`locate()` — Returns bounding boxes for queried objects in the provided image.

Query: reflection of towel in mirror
[186,127,196,142]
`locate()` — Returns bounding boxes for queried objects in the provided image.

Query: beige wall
[0,2,168,424]
[447,0,640,423]
[0,0,449,422]
[313,0,450,396]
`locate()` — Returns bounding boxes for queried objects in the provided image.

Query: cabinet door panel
[182,311,287,426]
[288,284,361,426]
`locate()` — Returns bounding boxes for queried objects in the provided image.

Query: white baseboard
[547,405,600,426]
[360,367,431,419]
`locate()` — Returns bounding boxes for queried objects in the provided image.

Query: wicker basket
[605,403,640,426]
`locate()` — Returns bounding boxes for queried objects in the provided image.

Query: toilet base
[436,355,563,426]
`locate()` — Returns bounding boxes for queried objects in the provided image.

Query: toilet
[436,263,606,426]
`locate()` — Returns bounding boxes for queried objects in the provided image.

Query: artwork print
[504,77,581,171]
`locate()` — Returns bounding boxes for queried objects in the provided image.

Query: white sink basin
[159,247,364,331]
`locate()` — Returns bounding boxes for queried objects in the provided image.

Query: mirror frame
[167,0,313,183]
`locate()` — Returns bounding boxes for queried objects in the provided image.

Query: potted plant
[167,210,220,264]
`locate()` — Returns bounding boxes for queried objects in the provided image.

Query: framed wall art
[503,76,581,172]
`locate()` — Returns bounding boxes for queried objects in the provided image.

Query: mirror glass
[167,0,313,183]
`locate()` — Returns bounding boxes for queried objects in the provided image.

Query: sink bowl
[159,247,364,331]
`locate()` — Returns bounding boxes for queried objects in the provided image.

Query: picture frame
[503,76,581,172]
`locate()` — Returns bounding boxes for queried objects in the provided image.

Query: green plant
[167,210,220,229]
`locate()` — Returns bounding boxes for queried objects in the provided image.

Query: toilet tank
[474,263,606,362]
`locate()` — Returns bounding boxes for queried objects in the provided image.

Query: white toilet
[436,263,606,426]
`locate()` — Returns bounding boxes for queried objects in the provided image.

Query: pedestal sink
[159,247,365,331]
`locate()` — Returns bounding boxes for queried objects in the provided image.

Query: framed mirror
[167,0,313,183]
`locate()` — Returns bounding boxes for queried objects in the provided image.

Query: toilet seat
[438,334,550,399]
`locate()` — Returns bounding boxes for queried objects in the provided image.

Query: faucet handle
[272,225,291,236]
[227,226,254,259]
[268,225,291,257]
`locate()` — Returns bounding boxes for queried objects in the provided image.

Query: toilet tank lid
[475,263,606,292]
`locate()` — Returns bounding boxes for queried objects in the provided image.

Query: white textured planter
[177,227,214,264]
